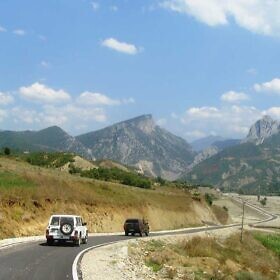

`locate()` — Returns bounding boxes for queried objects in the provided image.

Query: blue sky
[0,0,280,141]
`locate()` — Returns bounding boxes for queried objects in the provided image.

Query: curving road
[0,200,277,280]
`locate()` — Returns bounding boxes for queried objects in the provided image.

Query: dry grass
[212,205,229,224]
[142,232,280,279]
[0,157,218,239]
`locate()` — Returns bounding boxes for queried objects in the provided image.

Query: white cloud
[19,82,71,104]
[156,118,167,126]
[0,92,14,105]
[77,92,135,106]
[160,0,280,36]
[263,107,280,119]
[11,104,107,128]
[254,78,280,95]
[13,29,26,36]
[91,2,99,11]
[122,97,135,104]
[181,105,262,139]
[77,92,120,106]
[101,38,139,55]
[41,61,51,68]
[0,26,7,32]
[0,109,7,122]
[221,91,249,103]
[11,107,41,124]
[42,105,107,125]
[183,106,222,121]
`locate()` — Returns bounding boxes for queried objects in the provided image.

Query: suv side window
[76,217,82,226]
[50,217,59,226]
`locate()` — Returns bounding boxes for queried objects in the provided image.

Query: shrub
[81,167,151,189]
[4,147,11,156]
[25,152,74,168]
[260,197,267,206]
[205,193,213,206]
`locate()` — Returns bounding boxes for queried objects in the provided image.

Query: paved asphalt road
[0,199,276,280]
[0,225,240,280]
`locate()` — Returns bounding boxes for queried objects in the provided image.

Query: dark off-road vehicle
[124,218,149,237]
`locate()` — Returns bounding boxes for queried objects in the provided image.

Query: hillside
[77,115,195,180]
[0,115,195,180]
[0,156,222,239]
[0,126,91,159]
[184,133,280,194]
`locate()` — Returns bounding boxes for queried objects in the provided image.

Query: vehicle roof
[50,214,81,218]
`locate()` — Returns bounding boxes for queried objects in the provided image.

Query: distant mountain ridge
[77,115,195,180]
[0,126,92,159]
[191,135,225,152]
[0,115,195,180]
[184,116,280,194]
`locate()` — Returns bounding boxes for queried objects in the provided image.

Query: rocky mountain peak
[116,114,156,134]
[134,114,155,134]
[245,115,280,145]
[77,114,194,180]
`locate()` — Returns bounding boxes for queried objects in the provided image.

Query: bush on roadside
[205,193,213,206]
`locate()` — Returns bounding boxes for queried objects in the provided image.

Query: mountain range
[1,114,280,193]
[0,115,195,180]
[184,115,280,194]
[0,126,91,159]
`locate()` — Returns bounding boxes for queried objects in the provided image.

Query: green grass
[254,233,280,257]
[145,259,163,272]
[0,171,35,189]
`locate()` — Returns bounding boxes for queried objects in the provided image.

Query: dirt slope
[0,157,219,239]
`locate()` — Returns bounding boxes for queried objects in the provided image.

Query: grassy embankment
[135,232,280,279]
[0,156,224,239]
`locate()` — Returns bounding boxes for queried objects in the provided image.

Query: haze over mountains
[1,114,280,193]
[191,136,226,152]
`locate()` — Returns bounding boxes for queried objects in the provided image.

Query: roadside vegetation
[80,167,151,189]
[254,232,280,257]
[138,232,280,279]
[22,152,152,189]
[0,156,221,239]
[24,152,75,168]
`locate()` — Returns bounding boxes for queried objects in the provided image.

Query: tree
[260,197,267,206]
[205,193,213,206]
[3,147,11,156]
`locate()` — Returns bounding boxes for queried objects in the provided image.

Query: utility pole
[240,201,245,243]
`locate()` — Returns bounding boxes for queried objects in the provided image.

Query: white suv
[46,215,88,246]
